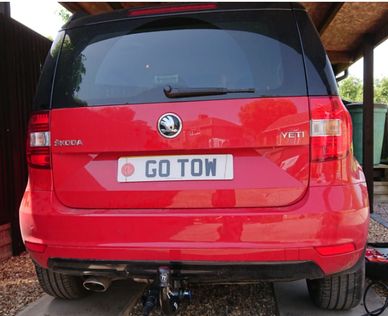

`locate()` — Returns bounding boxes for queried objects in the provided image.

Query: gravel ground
[367,216,388,301]
[367,280,388,301]
[0,253,43,316]
[374,202,388,224]
[368,217,388,242]
[128,283,277,316]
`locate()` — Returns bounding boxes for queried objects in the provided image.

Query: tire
[35,265,88,299]
[306,264,365,310]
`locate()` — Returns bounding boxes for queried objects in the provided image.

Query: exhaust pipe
[83,276,112,292]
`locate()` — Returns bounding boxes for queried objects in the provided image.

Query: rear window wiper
[163,85,255,98]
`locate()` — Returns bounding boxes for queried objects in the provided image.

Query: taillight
[310,96,352,162]
[129,3,217,16]
[27,111,50,168]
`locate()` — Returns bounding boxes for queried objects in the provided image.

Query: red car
[20,3,369,314]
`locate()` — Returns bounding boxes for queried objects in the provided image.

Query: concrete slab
[274,280,384,316]
[17,280,145,316]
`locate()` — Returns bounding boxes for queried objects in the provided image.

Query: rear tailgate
[51,97,309,208]
[49,8,310,209]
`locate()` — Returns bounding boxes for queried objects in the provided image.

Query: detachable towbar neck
[142,266,192,316]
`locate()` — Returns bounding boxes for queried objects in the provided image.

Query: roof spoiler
[62,11,89,29]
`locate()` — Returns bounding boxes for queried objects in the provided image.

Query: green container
[382,110,388,163]
[346,103,388,165]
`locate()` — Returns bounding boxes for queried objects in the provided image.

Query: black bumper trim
[48,258,326,282]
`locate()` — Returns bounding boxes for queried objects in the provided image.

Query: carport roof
[60,2,388,74]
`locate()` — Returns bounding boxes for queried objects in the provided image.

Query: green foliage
[375,78,388,104]
[58,8,71,24]
[338,76,388,105]
[338,76,363,102]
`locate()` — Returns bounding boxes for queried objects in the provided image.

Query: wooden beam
[332,64,349,75]
[327,51,353,64]
[318,2,344,35]
[341,13,388,73]
[109,2,124,11]
[77,3,113,15]
[61,2,114,15]
[59,2,87,14]
[363,36,374,212]
[374,18,388,47]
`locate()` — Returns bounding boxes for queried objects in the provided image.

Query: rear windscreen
[52,10,306,107]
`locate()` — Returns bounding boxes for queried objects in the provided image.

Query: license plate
[117,154,233,182]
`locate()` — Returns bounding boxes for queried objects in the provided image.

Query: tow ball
[142,266,192,316]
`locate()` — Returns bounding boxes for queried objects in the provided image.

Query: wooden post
[363,37,374,212]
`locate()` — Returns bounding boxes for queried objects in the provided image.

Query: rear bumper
[49,259,325,282]
[20,183,369,279]
[47,253,365,283]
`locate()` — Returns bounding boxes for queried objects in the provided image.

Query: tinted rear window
[294,11,338,96]
[52,10,306,107]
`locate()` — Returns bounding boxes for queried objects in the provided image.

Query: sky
[10,1,68,40]
[9,0,388,80]
[348,40,388,80]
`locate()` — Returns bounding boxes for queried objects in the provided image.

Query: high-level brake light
[129,4,217,17]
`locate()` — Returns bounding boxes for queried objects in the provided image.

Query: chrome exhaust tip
[83,276,111,292]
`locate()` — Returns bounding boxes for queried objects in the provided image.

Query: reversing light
[129,3,217,16]
[311,119,341,137]
[27,111,51,168]
[30,131,50,147]
[310,97,352,162]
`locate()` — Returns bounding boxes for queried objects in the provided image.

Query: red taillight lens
[129,3,217,16]
[27,111,50,168]
[310,97,352,162]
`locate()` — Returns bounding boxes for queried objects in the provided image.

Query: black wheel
[306,264,365,310]
[35,264,88,299]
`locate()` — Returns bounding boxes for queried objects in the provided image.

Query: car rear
[20,3,369,311]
